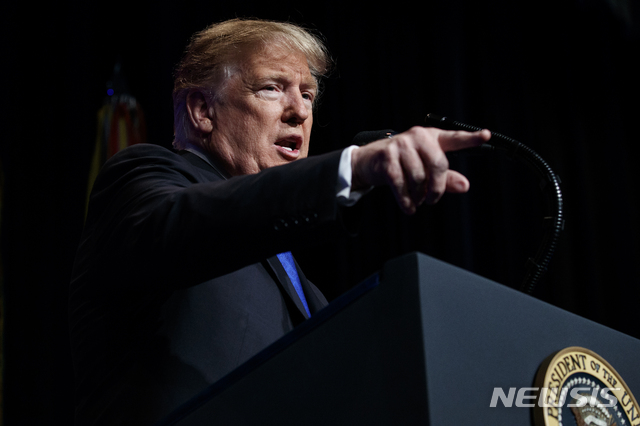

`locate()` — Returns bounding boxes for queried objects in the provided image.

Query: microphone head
[351,129,396,146]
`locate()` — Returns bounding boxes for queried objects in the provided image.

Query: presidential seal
[534,347,639,426]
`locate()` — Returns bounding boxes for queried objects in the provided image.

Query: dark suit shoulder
[103,143,181,166]
[96,143,215,187]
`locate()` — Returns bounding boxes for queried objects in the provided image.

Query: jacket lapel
[293,258,328,315]
[180,151,317,322]
[264,256,311,321]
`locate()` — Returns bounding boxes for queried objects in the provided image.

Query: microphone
[351,129,396,146]
[425,113,564,296]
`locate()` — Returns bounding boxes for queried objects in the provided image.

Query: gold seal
[534,347,639,426]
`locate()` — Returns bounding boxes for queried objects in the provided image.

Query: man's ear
[185,90,214,135]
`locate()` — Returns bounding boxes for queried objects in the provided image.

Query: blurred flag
[86,64,146,214]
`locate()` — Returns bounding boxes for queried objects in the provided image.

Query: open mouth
[274,136,302,158]
[275,140,298,152]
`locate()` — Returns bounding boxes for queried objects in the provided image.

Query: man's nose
[283,91,310,125]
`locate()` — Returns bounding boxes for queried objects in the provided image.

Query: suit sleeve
[75,144,348,290]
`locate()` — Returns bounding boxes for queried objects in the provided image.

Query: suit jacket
[69,143,350,425]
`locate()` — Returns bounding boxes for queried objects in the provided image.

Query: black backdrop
[1,0,639,423]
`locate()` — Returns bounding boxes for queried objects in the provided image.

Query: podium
[157,252,640,425]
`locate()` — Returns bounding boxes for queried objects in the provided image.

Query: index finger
[436,128,491,152]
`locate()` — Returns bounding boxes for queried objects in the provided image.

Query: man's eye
[257,86,281,99]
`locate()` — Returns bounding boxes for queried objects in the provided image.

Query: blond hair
[172,18,332,149]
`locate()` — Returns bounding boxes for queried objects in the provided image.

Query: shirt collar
[183,142,230,179]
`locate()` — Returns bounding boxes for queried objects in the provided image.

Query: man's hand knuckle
[414,170,426,182]
[424,151,448,172]
[433,154,449,170]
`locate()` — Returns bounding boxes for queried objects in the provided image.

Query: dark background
[1,0,638,423]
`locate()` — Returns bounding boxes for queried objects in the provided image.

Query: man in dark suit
[69,18,490,425]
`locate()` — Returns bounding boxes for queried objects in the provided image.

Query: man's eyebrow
[304,78,319,91]
[255,73,318,91]
[299,76,319,93]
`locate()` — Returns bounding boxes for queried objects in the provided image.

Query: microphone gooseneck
[351,129,397,146]
[425,113,564,295]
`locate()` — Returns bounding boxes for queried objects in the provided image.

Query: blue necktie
[276,251,311,317]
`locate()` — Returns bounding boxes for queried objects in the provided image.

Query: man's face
[206,47,317,176]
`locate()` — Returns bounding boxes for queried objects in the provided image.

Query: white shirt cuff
[336,145,371,206]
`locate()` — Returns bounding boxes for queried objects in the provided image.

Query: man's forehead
[238,48,317,88]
